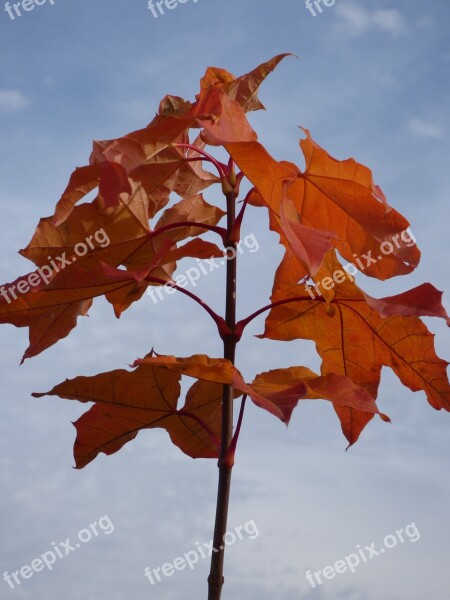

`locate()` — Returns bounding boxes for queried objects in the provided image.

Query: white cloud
[372,9,408,36]
[408,118,444,140]
[335,3,370,36]
[335,3,407,37]
[0,89,29,113]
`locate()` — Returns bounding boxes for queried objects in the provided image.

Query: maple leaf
[279,196,335,275]
[22,188,224,270]
[2,54,448,600]
[199,53,291,113]
[53,118,217,226]
[225,130,421,280]
[248,367,390,425]
[33,354,245,468]
[259,250,450,444]
[153,194,225,243]
[33,352,391,467]
[0,257,163,361]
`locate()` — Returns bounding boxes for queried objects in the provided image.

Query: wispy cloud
[116,99,156,123]
[335,3,408,37]
[408,118,444,140]
[0,90,30,113]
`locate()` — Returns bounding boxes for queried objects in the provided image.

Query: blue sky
[0,1,449,599]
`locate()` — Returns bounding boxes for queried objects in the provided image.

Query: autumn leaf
[0,258,161,361]
[196,89,258,146]
[225,130,421,280]
[153,194,225,243]
[1,53,448,469]
[199,53,292,113]
[53,118,217,226]
[21,182,226,291]
[47,56,288,240]
[2,53,449,600]
[260,250,450,444]
[279,196,335,275]
[32,354,246,467]
[132,353,239,383]
[32,349,392,467]
[98,160,132,209]
[363,283,450,324]
[248,366,389,426]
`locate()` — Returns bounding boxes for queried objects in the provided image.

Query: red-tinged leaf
[248,367,388,432]
[133,354,291,422]
[165,239,224,263]
[159,95,193,117]
[21,198,181,293]
[50,56,287,227]
[104,238,177,317]
[53,165,101,227]
[22,195,151,268]
[246,188,266,207]
[226,132,421,280]
[91,136,212,212]
[1,53,448,472]
[133,354,238,384]
[225,140,298,207]
[174,380,224,458]
[261,251,450,442]
[130,354,287,422]
[22,184,224,281]
[197,89,257,146]
[280,196,335,275]
[171,135,221,195]
[32,358,244,467]
[154,194,225,244]
[0,259,155,360]
[334,407,375,448]
[199,54,292,113]
[269,249,309,303]
[98,160,132,209]
[199,67,238,93]
[288,128,421,278]
[231,53,293,112]
[53,115,217,226]
[363,283,450,324]
[33,362,181,468]
[21,300,93,365]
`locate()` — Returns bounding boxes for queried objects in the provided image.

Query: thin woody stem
[207,190,238,600]
[146,276,229,335]
[220,395,247,468]
[151,221,227,244]
[235,294,323,337]
[178,410,222,453]
[173,143,228,178]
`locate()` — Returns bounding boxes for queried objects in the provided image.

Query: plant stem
[146,276,228,334]
[151,221,227,244]
[207,191,238,600]
[235,294,323,337]
[173,143,228,179]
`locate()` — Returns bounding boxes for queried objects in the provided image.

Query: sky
[0,0,449,599]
